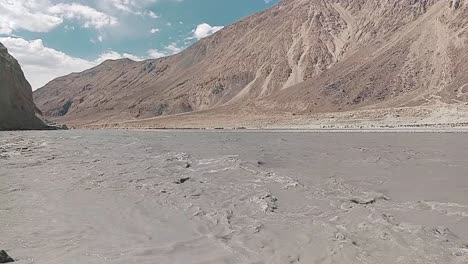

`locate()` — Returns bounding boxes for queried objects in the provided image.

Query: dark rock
[350,195,389,205]
[335,232,346,241]
[0,42,49,130]
[450,0,461,9]
[0,250,14,263]
[43,121,69,130]
[175,177,190,184]
[350,198,376,205]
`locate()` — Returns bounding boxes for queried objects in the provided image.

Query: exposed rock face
[450,0,461,9]
[0,250,14,263]
[0,43,48,130]
[34,0,468,126]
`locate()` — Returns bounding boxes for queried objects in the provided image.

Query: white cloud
[0,0,117,34]
[64,25,75,31]
[106,0,157,10]
[102,0,158,18]
[191,23,223,40]
[146,11,159,19]
[0,0,63,34]
[147,49,166,59]
[106,0,134,12]
[165,43,182,54]
[147,42,184,59]
[49,3,117,29]
[95,50,144,63]
[0,37,143,89]
[150,28,160,34]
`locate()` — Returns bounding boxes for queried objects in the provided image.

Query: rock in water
[0,42,48,130]
[0,250,14,263]
[450,0,461,9]
[175,177,190,184]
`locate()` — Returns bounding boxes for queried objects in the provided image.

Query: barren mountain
[0,42,48,130]
[34,0,468,127]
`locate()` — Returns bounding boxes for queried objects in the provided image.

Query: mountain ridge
[34,0,468,127]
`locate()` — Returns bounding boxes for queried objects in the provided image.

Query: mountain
[0,42,49,130]
[34,0,468,127]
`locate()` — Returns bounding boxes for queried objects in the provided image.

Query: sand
[1,130,468,263]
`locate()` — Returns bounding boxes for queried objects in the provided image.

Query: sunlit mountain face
[0,0,280,89]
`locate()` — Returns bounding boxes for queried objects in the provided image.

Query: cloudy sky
[0,0,279,90]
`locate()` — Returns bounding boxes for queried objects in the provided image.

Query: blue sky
[0,0,280,89]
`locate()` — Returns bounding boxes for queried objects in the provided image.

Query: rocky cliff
[0,43,48,130]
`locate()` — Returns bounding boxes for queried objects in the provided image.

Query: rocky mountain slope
[0,42,48,130]
[34,0,468,126]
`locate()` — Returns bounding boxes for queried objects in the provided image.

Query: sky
[0,0,280,90]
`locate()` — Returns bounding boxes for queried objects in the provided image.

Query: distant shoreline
[50,126,468,133]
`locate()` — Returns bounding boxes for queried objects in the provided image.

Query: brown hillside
[34,0,468,127]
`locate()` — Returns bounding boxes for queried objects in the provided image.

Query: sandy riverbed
[1,130,467,263]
